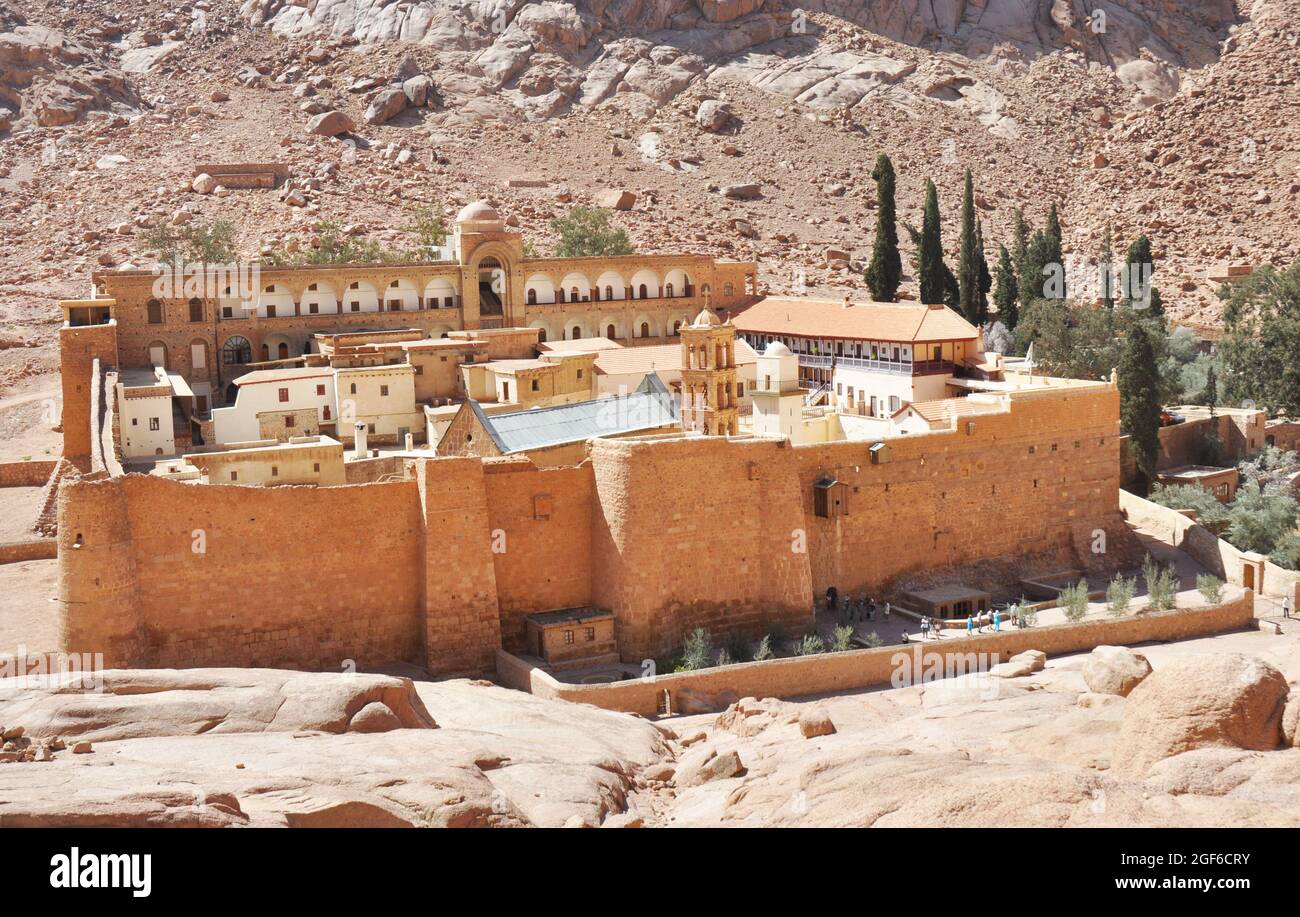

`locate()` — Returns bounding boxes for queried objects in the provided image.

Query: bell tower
[678,297,739,436]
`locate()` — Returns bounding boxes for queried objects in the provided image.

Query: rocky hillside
[1,0,1297,397]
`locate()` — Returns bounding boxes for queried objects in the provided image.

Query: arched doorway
[477,257,506,317]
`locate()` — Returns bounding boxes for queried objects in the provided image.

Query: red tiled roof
[732,297,979,343]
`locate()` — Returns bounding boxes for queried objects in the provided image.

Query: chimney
[354,421,367,457]
[405,432,414,451]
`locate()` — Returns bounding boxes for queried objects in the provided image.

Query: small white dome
[763,341,793,357]
[692,308,721,327]
[456,200,502,226]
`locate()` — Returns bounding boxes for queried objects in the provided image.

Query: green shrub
[795,634,825,656]
[1196,573,1224,605]
[715,647,733,667]
[1142,555,1178,612]
[1268,531,1300,571]
[752,634,774,662]
[551,205,634,258]
[1148,482,1229,526]
[862,631,883,649]
[830,625,855,652]
[1105,574,1136,617]
[678,628,713,671]
[1060,579,1090,621]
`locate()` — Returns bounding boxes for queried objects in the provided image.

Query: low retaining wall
[497,590,1255,716]
[0,460,57,488]
[0,539,58,564]
[1120,489,1297,597]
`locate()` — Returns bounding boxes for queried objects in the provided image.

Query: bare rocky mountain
[0,0,1297,402]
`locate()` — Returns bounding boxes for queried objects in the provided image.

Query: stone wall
[0,540,58,564]
[499,589,1256,716]
[590,435,813,662]
[56,385,1128,676]
[0,460,58,487]
[795,385,1122,595]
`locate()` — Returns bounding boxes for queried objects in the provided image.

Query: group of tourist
[824,587,891,624]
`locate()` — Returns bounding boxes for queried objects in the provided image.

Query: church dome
[456,200,503,228]
[764,341,793,357]
[692,308,721,327]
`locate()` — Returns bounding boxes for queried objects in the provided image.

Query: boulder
[674,747,744,786]
[696,99,732,132]
[594,188,636,211]
[798,708,836,738]
[989,650,1045,678]
[697,0,766,23]
[191,172,216,194]
[402,74,434,107]
[723,183,762,200]
[1283,696,1300,748]
[1081,645,1152,697]
[365,88,407,125]
[306,110,355,137]
[1112,654,1288,775]
[347,701,403,733]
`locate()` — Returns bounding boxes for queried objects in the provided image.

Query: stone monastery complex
[53,201,1130,679]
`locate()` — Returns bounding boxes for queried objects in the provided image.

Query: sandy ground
[0,559,59,656]
[0,487,43,543]
[0,377,62,464]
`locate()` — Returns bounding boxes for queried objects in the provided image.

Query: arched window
[570,287,580,302]
[638,284,648,298]
[260,344,269,361]
[665,283,675,298]
[537,328,547,343]
[557,288,566,303]
[606,324,616,340]
[277,342,289,360]
[604,285,614,300]
[527,288,537,305]
[640,322,650,338]
[724,282,734,296]
[188,298,203,323]
[146,299,163,324]
[221,336,251,365]
[571,327,582,340]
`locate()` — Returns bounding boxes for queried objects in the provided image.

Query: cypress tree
[976,218,992,324]
[918,178,946,305]
[1044,202,1064,298]
[1100,227,1115,311]
[1119,322,1163,495]
[864,154,902,302]
[1123,234,1153,310]
[957,169,981,323]
[1021,230,1059,301]
[993,244,1018,329]
[1011,208,1032,310]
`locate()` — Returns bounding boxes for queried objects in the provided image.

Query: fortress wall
[482,458,595,653]
[54,385,1128,676]
[416,458,503,676]
[589,435,814,662]
[793,385,1122,595]
[58,474,426,670]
